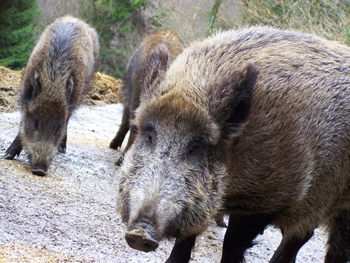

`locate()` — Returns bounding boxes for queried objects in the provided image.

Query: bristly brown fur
[4,15,99,175]
[118,26,350,262]
[109,30,184,157]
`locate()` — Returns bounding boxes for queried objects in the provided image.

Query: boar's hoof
[109,138,122,150]
[125,228,159,252]
[3,152,16,160]
[216,219,228,228]
[115,155,124,166]
[31,168,47,176]
[215,214,228,228]
[58,146,66,154]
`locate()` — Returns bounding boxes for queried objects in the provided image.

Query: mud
[0,103,328,262]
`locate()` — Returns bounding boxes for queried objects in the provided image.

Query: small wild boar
[109,30,183,160]
[3,15,99,176]
[117,26,350,262]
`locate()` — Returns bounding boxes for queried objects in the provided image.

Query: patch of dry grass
[240,0,350,45]
[89,72,122,105]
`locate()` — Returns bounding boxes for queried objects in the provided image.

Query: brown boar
[117,26,350,263]
[110,29,226,227]
[3,15,99,176]
[109,30,184,162]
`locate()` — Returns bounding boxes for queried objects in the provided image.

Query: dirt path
[0,103,327,262]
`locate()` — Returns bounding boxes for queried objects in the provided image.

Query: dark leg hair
[270,230,314,263]
[165,235,196,263]
[4,134,23,159]
[221,214,274,263]
[110,106,131,149]
[58,132,67,153]
[325,209,350,263]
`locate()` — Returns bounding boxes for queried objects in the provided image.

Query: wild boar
[117,26,350,263]
[109,30,184,163]
[3,15,99,176]
[111,29,226,227]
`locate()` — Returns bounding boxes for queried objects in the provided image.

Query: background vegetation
[0,0,350,77]
[0,0,40,69]
[241,0,350,45]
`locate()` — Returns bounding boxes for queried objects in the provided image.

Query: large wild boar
[109,30,184,162]
[111,30,227,227]
[117,26,350,263]
[3,16,99,176]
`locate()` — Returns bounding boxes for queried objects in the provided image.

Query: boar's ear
[208,61,259,139]
[23,71,41,103]
[141,43,169,102]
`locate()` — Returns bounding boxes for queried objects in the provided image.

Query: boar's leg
[58,133,67,153]
[110,106,131,150]
[269,230,314,263]
[114,108,136,166]
[124,125,137,152]
[58,116,70,153]
[165,235,196,263]
[115,155,124,166]
[115,124,137,166]
[221,214,274,263]
[324,209,350,263]
[3,134,23,159]
[115,129,136,166]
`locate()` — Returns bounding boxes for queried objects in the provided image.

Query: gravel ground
[0,103,328,262]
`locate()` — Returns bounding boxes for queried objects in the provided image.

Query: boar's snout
[28,153,51,176]
[30,162,48,176]
[31,167,48,176]
[125,228,159,252]
[27,142,55,176]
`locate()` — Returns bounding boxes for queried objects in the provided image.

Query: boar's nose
[31,167,47,176]
[125,228,159,252]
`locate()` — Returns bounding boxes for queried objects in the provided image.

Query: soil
[0,67,328,262]
[0,66,122,114]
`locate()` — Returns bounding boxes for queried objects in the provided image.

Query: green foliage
[240,0,350,46]
[82,0,149,78]
[0,0,40,70]
[208,0,223,36]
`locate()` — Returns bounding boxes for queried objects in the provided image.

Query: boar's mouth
[31,167,48,176]
[125,228,159,252]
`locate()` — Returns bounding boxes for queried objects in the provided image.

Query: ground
[0,68,328,262]
[0,66,122,114]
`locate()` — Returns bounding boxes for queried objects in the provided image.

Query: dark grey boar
[3,15,99,176]
[117,26,350,263]
[109,30,184,160]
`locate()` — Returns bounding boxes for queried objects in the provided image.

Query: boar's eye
[145,134,153,145]
[141,125,155,147]
[31,118,39,130]
[188,145,200,155]
[187,138,206,157]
